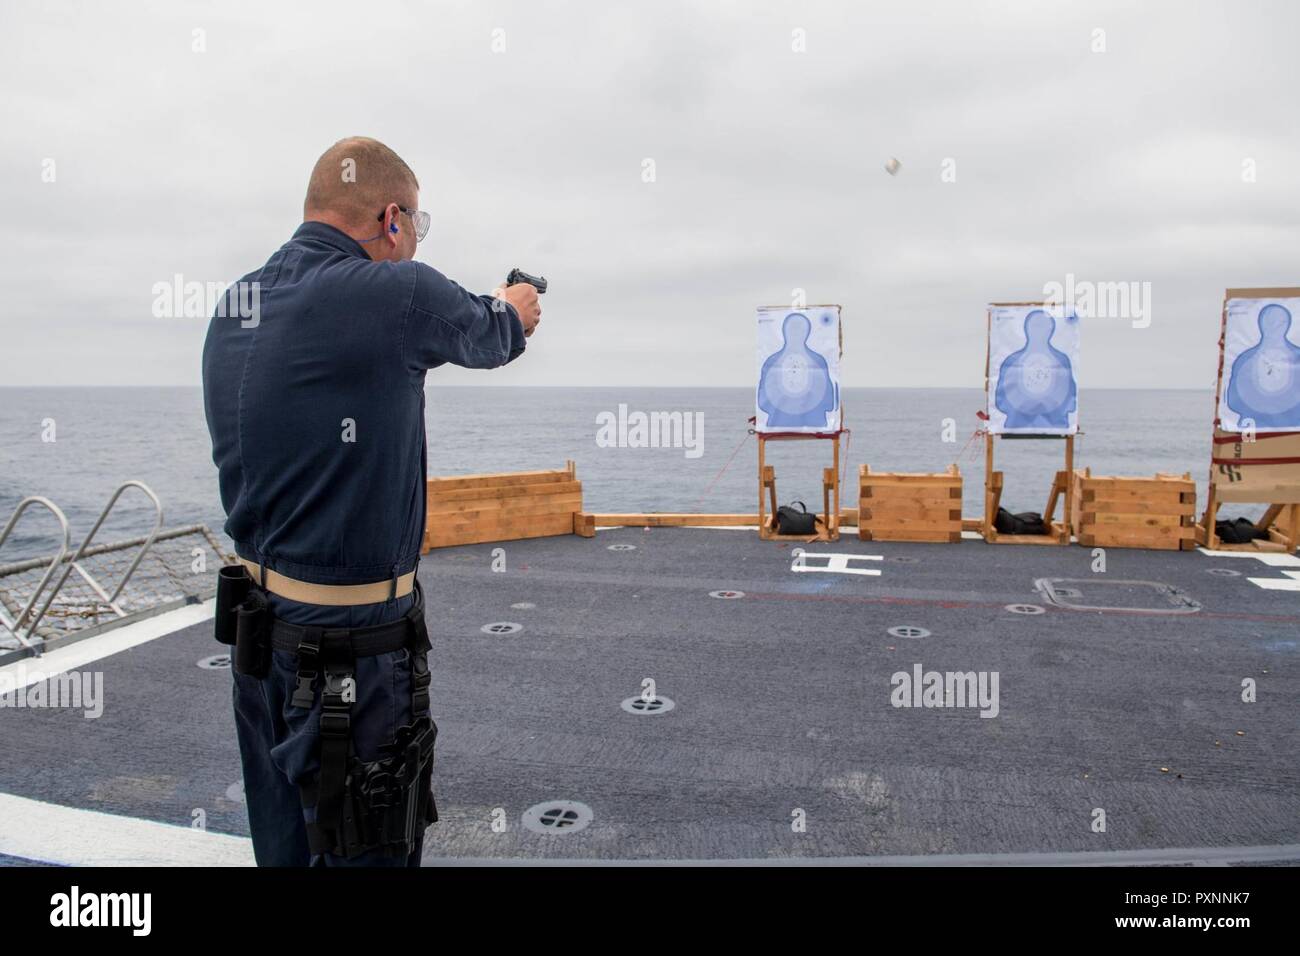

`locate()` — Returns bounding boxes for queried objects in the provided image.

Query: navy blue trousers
[231,589,427,867]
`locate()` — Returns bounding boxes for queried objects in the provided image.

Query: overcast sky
[2,0,1297,388]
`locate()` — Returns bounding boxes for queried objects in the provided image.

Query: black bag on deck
[1215,517,1266,544]
[776,500,818,535]
[995,507,1048,536]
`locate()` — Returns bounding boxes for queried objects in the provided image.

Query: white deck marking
[1247,569,1300,591]
[1198,547,1300,590]
[0,791,253,866]
[0,789,1293,868]
[1196,547,1300,566]
[792,552,883,576]
[0,599,214,690]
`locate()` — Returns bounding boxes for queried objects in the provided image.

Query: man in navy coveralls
[202,136,541,865]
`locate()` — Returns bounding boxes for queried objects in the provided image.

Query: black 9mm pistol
[506,267,547,294]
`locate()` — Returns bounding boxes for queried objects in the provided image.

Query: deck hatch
[1035,578,1202,614]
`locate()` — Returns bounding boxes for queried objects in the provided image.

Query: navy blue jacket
[202,221,526,589]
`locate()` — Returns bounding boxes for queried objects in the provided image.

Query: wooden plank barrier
[1070,468,1196,551]
[423,460,593,551]
[589,510,863,528]
[858,464,962,543]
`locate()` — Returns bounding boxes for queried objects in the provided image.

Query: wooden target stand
[981,432,1074,544]
[1197,286,1300,552]
[980,301,1075,545]
[757,429,842,542]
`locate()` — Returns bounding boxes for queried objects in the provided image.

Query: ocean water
[0,386,1227,563]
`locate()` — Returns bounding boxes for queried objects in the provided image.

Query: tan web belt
[238,558,416,607]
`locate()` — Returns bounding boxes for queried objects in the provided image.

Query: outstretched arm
[404,262,531,370]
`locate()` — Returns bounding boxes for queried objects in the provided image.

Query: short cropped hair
[303,136,419,224]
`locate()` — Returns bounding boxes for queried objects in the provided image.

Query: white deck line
[1247,569,1300,590]
[0,599,214,690]
[422,844,1300,867]
[1196,547,1300,566]
[2,788,1293,867]
[0,792,254,867]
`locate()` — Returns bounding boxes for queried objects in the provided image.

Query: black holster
[299,585,438,861]
[337,715,439,858]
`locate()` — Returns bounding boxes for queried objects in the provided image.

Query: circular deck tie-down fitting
[887,625,930,640]
[480,622,523,635]
[1206,568,1241,577]
[621,694,676,715]
[522,800,593,835]
[197,654,231,670]
[606,544,637,552]
[709,589,745,600]
[1005,603,1046,615]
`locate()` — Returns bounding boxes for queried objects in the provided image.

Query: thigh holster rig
[215,563,438,860]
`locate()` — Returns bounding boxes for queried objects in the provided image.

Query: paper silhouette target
[1220,297,1300,433]
[755,306,842,433]
[987,305,1080,435]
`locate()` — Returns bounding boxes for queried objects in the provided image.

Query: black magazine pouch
[214,564,251,646]
[233,588,271,678]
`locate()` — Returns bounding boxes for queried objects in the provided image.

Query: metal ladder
[0,481,163,654]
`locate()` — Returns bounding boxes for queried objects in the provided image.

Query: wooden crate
[423,460,593,550]
[858,464,962,543]
[1070,469,1196,551]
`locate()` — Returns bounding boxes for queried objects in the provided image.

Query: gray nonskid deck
[2,528,1296,863]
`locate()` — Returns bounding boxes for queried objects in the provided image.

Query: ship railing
[0,497,71,654]
[0,482,232,662]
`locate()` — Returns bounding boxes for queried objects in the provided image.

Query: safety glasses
[377,205,431,242]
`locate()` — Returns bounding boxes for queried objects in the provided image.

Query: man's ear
[385,203,401,245]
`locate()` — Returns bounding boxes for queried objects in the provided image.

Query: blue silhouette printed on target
[987,305,1079,435]
[1221,299,1300,432]
[755,306,841,433]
